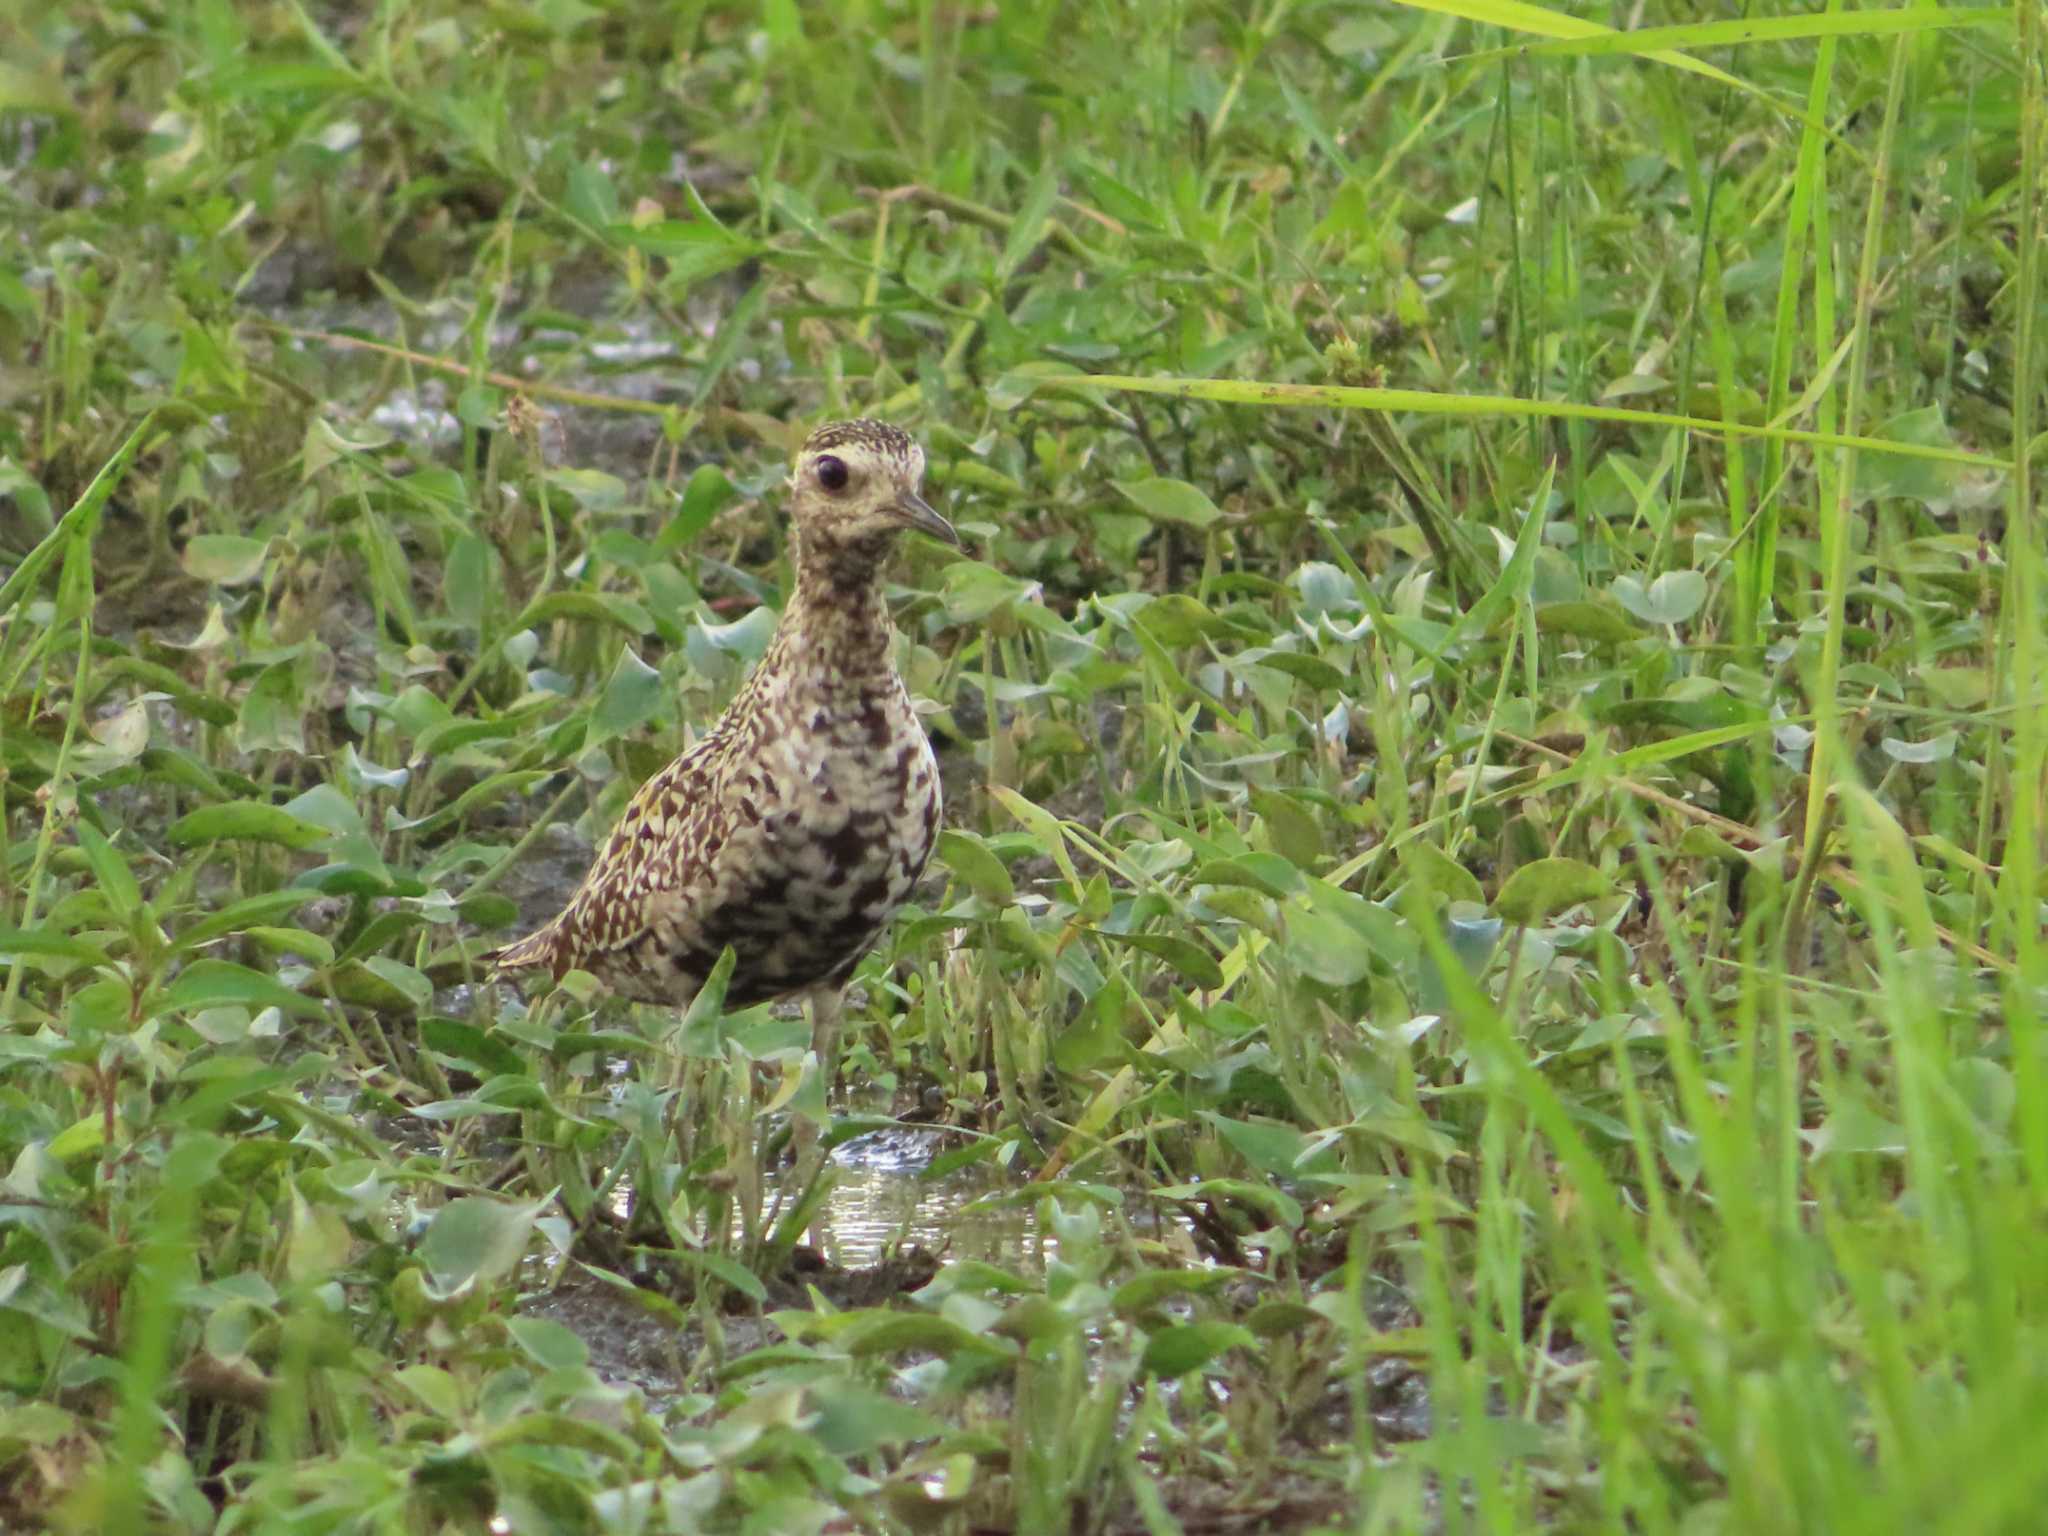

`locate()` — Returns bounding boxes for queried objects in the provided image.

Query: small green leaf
[1292,561,1359,616]
[585,644,665,748]
[676,946,739,1058]
[655,462,737,552]
[1202,1111,1339,1178]
[1534,600,1641,644]
[936,830,1016,904]
[1493,857,1613,925]
[1854,406,1974,506]
[1249,649,1349,692]
[1115,476,1221,529]
[1133,593,1231,647]
[235,661,306,755]
[1087,928,1224,989]
[73,822,141,917]
[1610,570,1708,625]
[1249,788,1325,867]
[0,927,112,965]
[844,1314,1013,1360]
[686,605,778,671]
[516,590,654,635]
[183,534,270,585]
[545,466,631,513]
[1244,1300,1323,1338]
[445,531,489,631]
[939,560,1039,626]
[506,1316,589,1371]
[1402,842,1484,906]
[168,803,330,850]
[998,160,1059,280]
[1284,900,1372,987]
[1880,731,1958,765]
[1194,855,1304,899]
[172,890,324,951]
[164,960,323,1017]
[1140,1321,1255,1376]
[286,1190,351,1281]
[350,956,432,1010]
[417,1195,549,1295]
[419,1017,528,1077]
[49,1114,112,1162]
[1112,1269,1233,1317]
[670,1245,769,1304]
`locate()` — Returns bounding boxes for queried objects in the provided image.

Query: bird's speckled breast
[630,672,942,1008]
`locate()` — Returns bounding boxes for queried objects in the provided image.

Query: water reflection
[803,1127,1049,1271]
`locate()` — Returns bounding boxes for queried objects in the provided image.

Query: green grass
[1,0,2044,1531]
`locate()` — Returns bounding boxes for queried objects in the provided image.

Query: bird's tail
[484,922,562,976]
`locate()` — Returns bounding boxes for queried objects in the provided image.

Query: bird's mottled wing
[490,734,732,980]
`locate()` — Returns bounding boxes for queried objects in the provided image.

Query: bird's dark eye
[815,455,849,492]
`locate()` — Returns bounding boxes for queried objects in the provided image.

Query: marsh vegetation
[1,1,2043,1531]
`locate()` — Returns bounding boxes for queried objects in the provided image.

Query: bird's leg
[793,986,844,1161]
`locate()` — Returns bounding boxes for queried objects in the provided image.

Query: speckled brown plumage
[488,420,956,1011]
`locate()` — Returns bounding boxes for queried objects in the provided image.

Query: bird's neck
[777,531,899,684]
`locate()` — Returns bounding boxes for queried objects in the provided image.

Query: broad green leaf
[810,1386,946,1458]
[669,1245,769,1304]
[418,1195,549,1295]
[1880,731,1958,765]
[1535,599,1641,644]
[1134,593,1233,647]
[998,160,1060,280]
[1194,855,1304,899]
[516,590,655,635]
[1249,649,1349,692]
[686,605,778,671]
[655,462,737,553]
[183,533,270,585]
[445,530,489,630]
[936,830,1015,904]
[73,822,141,917]
[1112,1268,1234,1316]
[1403,842,1484,905]
[843,1314,1013,1360]
[1140,1321,1255,1376]
[506,1316,589,1371]
[1610,569,1708,625]
[545,466,631,513]
[286,1190,351,1281]
[1087,928,1224,989]
[0,927,111,965]
[164,960,323,1017]
[235,661,306,755]
[1493,857,1613,925]
[419,1017,528,1077]
[1854,407,1980,507]
[168,803,330,850]
[939,561,1039,626]
[1284,898,1372,987]
[1115,476,1221,529]
[1244,1300,1324,1338]
[1201,1111,1339,1178]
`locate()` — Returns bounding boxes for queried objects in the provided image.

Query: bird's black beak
[895,489,960,547]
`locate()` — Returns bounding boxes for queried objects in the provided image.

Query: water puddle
[803,1126,1047,1271]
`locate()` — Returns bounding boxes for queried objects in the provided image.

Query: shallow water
[802,1125,1048,1270]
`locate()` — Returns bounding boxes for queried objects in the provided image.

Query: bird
[487,419,958,1099]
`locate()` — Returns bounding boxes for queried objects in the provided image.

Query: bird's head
[786,420,958,575]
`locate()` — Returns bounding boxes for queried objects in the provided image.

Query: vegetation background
[1,0,2043,1531]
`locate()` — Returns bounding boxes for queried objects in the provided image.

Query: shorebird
[488,419,956,1110]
